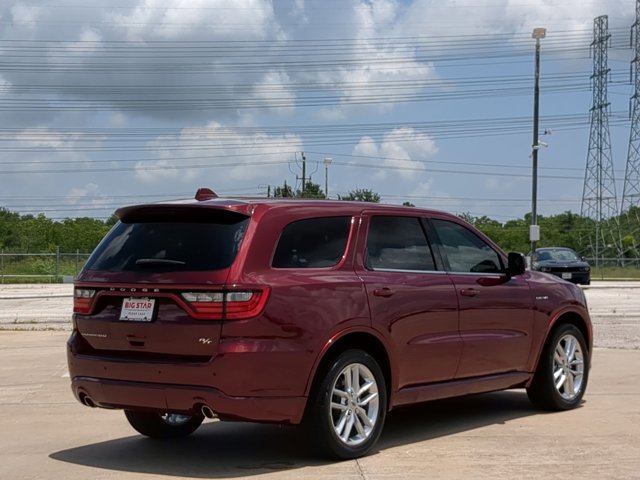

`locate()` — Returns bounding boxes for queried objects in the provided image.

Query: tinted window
[366,216,436,271]
[432,219,502,273]
[272,217,351,268]
[535,249,580,262]
[85,213,249,272]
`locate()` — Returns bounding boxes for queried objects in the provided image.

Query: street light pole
[530,27,546,255]
[323,157,332,198]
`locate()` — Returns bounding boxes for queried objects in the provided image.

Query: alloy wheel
[552,333,585,401]
[329,363,380,447]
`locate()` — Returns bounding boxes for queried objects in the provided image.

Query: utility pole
[530,27,546,254]
[323,157,332,198]
[300,152,307,193]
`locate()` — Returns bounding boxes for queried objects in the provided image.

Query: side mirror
[506,252,526,278]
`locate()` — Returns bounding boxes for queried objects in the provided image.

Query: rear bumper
[70,376,306,425]
[67,330,309,425]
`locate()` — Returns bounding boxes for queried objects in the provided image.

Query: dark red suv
[67,189,592,459]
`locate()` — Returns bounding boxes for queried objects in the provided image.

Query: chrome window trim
[368,267,446,275]
[445,271,505,277]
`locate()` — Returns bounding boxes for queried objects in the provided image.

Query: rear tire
[306,349,387,459]
[527,324,589,411]
[124,410,204,439]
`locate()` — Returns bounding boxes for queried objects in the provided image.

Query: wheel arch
[528,309,592,386]
[304,330,394,413]
[551,311,592,352]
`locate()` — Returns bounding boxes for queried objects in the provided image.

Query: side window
[366,216,436,271]
[272,216,351,268]
[431,219,502,273]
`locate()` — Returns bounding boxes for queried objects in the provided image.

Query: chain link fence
[0,249,92,283]
[2,250,640,283]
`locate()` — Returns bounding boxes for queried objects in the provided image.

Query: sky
[0,0,637,222]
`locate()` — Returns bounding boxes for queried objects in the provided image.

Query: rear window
[272,216,351,268]
[84,210,249,272]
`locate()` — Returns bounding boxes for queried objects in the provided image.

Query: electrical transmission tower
[621,0,640,258]
[580,15,622,265]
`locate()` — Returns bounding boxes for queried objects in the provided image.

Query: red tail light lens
[74,288,96,314]
[181,288,269,320]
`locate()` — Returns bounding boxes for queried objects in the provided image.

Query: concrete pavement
[0,331,638,479]
[1,282,639,478]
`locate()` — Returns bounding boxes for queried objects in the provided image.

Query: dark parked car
[531,247,591,285]
[67,189,592,459]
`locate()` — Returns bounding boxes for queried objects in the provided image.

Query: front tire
[527,324,589,410]
[306,349,387,459]
[124,410,204,439]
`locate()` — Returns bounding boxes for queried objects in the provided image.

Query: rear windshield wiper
[134,258,186,267]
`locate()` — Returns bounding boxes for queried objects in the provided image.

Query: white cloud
[252,70,296,114]
[10,3,42,25]
[15,128,81,150]
[0,1,288,124]
[109,0,279,41]
[67,182,99,200]
[134,122,303,186]
[301,0,436,117]
[399,0,627,37]
[289,0,308,24]
[0,75,11,94]
[353,127,438,181]
[107,112,128,128]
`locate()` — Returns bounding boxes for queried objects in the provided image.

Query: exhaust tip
[201,405,216,419]
[81,394,96,408]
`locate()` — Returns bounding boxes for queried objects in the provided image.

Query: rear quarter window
[84,210,249,272]
[272,216,351,268]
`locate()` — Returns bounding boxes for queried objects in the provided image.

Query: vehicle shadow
[50,391,551,477]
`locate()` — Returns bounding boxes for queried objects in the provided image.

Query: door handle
[460,288,479,297]
[373,288,395,298]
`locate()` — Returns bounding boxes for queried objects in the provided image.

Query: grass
[590,267,640,281]
[0,256,89,283]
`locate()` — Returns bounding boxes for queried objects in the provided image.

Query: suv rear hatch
[72,204,265,362]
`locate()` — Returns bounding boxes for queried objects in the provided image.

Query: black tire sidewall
[543,324,589,410]
[312,349,387,459]
[124,410,204,439]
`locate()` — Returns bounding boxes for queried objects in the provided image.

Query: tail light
[74,288,96,314]
[181,287,269,320]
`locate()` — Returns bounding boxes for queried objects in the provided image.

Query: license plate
[561,273,572,280]
[120,298,155,321]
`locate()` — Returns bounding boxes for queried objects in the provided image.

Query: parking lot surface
[0,283,639,479]
[2,282,640,349]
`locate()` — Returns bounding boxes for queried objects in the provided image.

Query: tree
[339,189,380,203]
[273,180,326,199]
[273,181,294,198]
[297,181,326,199]
[0,208,20,249]
[402,201,415,207]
